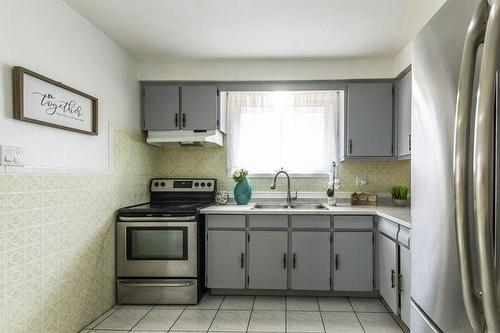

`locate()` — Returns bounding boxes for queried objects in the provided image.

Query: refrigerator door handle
[453,1,489,331]
[473,0,500,331]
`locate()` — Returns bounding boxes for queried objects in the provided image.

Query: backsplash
[0,128,158,333]
[155,143,410,194]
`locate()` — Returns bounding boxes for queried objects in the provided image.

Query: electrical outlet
[0,145,23,166]
[356,176,367,186]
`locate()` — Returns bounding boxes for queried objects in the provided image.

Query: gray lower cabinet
[291,231,330,290]
[181,85,218,131]
[248,231,288,290]
[333,231,373,291]
[207,230,246,289]
[347,82,394,157]
[400,245,411,327]
[378,232,398,313]
[142,85,180,130]
[396,69,412,157]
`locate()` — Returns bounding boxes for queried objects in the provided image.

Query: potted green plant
[391,185,409,207]
[233,169,251,205]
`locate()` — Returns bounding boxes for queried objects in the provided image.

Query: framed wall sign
[13,66,98,135]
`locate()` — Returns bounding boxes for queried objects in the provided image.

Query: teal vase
[234,178,252,205]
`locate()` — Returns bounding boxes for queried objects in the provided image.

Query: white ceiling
[63,0,446,60]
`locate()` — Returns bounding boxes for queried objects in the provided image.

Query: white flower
[233,170,241,178]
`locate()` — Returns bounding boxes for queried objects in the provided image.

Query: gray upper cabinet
[181,85,218,131]
[291,231,330,290]
[396,69,412,157]
[347,82,394,157]
[142,85,180,130]
[248,231,288,290]
[378,232,398,313]
[333,231,373,291]
[207,230,246,289]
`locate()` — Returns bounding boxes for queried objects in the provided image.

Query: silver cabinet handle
[292,253,296,269]
[335,254,339,270]
[473,0,500,331]
[349,139,353,154]
[408,134,411,151]
[240,253,244,269]
[283,253,287,269]
[390,269,395,288]
[175,113,179,127]
[453,1,488,331]
[119,281,195,288]
[119,216,196,222]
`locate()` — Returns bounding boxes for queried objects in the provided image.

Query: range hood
[146,130,224,147]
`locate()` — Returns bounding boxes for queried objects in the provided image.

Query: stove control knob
[160,182,165,187]
[201,182,206,187]
[207,182,212,187]
[194,182,199,187]
[154,182,160,187]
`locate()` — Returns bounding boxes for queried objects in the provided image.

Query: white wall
[137,57,395,81]
[0,0,139,170]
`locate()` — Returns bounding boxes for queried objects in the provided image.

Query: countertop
[201,203,411,229]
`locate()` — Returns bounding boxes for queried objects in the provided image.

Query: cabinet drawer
[334,216,373,229]
[249,215,288,228]
[291,216,330,229]
[207,215,246,228]
[378,217,399,239]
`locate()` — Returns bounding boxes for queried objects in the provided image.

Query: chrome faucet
[270,169,296,203]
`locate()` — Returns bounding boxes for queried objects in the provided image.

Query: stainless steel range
[116,178,216,304]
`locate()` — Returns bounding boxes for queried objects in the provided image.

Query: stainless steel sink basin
[252,203,289,209]
[289,203,328,210]
[252,203,328,210]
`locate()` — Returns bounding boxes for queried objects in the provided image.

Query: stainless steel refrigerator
[412,0,499,332]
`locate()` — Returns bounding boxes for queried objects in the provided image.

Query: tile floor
[80,295,404,333]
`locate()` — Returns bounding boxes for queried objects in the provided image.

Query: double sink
[252,202,328,210]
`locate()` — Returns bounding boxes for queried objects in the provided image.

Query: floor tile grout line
[86,307,119,330]
[348,298,366,333]
[127,305,155,332]
[244,295,256,332]
[164,305,188,333]
[206,294,225,332]
[316,297,327,333]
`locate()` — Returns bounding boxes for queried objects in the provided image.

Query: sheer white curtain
[226,90,340,175]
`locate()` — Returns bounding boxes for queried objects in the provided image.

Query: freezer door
[411,0,480,332]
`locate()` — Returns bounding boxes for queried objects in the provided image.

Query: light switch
[356,176,367,186]
[0,145,23,166]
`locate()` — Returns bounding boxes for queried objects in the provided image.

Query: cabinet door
[333,232,373,291]
[378,233,398,313]
[143,85,180,130]
[181,85,218,131]
[207,230,245,289]
[397,70,412,157]
[400,246,411,328]
[248,231,288,290]
[347,82,393,157]
[291,231,330,290]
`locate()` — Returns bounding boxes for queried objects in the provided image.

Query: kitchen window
[224,90,342,175]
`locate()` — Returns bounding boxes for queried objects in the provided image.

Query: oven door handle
[118,281,196,288]
[118,216,197,222]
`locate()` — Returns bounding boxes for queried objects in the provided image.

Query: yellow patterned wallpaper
[155,142,410,194]
[0,128,159,333]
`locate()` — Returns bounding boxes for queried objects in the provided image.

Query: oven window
[126,227,188,260]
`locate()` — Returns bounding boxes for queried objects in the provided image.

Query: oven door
[117,217,197,278]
